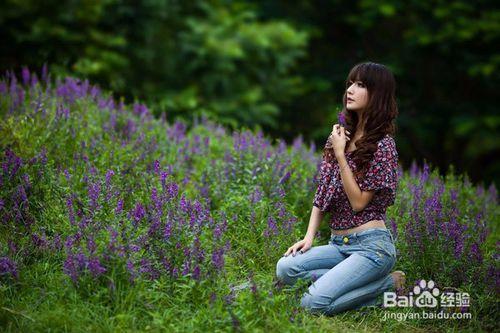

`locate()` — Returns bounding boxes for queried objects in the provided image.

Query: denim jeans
[276,227,397,316]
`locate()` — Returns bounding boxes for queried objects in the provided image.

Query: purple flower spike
[338,111,347,127]
[88,257,106,277]
[0,257,18,279]
[133,203,146,224]
[21,67,30,86]
[105,169,115,187]
[211,247,225,271]
[115,199,124,214]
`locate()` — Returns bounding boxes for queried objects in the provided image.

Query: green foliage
[1,0,499,188]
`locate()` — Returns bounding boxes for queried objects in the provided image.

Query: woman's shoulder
[378,134,396,147]
[375,134,397,156]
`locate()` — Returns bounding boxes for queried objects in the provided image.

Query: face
[346,79,368,111]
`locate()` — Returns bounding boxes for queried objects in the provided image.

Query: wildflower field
[0,68,498,332]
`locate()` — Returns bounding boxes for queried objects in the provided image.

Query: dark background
[1,0,498,189]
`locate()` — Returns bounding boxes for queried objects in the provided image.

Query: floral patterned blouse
[313,134,399,230]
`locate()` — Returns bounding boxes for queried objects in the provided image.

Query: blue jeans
[276,228,397,316]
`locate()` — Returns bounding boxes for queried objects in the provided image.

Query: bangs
[346,63,376,88]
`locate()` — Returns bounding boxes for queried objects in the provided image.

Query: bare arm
[304,206,324,242]
[336,152,375,212]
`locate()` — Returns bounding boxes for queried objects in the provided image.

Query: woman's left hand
[327,124,350,156]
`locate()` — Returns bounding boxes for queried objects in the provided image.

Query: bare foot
[390,270,406,294]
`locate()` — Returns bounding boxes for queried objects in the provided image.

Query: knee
[275,256,289,282]
[276,256,297,286]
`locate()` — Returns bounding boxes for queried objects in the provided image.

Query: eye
[357,82,366,88]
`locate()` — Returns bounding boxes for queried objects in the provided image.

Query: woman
[276,62,406,316]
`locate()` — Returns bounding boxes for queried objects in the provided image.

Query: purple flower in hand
[338,111,347,127]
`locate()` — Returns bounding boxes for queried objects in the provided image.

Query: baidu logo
[382,279,472,321]
[413,279,440,307]
[383,279,470,309]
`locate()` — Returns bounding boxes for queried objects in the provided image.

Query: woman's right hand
[326,124,350,148]
[283,237,313,257]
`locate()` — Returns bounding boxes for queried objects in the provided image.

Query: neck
[356,112,366,133]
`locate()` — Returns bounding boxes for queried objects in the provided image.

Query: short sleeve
[358,136,399,199]
[312,159,335,212]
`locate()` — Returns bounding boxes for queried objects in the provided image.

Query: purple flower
[63,255,79,283]
[115,199,124,214]
[87,236,97,254]
[126,260,137,282]
[133,102,149,117]
[0,257,18,279]
[263,217,279,238]
[420,162,430,183]
[249,187,263,204]
[32,233,49,249]
[21,67,30,86]
[17,185,28,203]
[30,73,38,87]
[132,203,146,224]
[292,135,304,152]
[88,182,101,209]
[66,197,77,225]
[279,171,292,185]
[179,195,189,213]
[153,160,160,174]
[487,183,498,204]
[151,187,162,210]
[213,217,227,241]
[211,247,225,271]
[450,189,458,203]
[338,111,347,127]
[138,258,154,277]
[469,243,483,264]
[166,182,179,199]
[105,169,115,187]
[88,257,106,277]
[390,218,398,239]
[160,171,169,187]
[164,221,173,240]
[52,233,62,250]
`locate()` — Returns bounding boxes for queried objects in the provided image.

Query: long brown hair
[323,62,398,180]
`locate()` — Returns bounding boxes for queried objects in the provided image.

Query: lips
[347,98,355,102]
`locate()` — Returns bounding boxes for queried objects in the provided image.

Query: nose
[346,83,355,95]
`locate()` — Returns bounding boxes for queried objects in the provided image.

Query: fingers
[332,124,350,136]
[339,126,351,138]
[284,244,304,257]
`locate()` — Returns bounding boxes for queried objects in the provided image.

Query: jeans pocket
[359,236,396,261]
